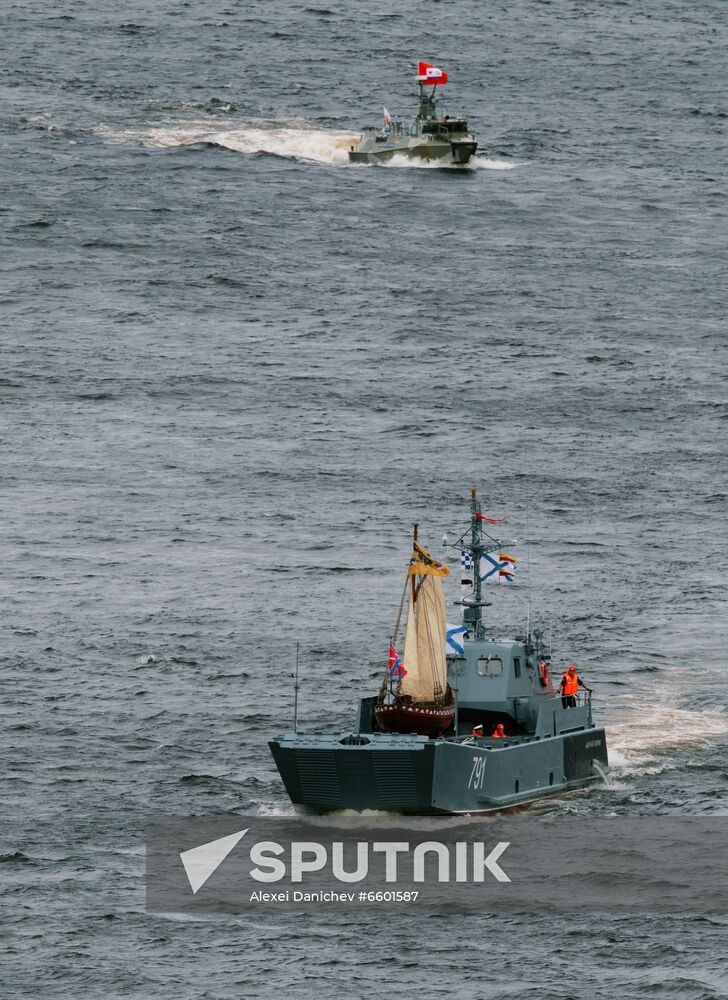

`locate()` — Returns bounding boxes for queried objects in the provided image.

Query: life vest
[538,660,550,687]
[491,725,506,738]
[561,668,579,696]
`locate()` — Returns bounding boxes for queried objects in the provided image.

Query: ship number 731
[468,755,486,790]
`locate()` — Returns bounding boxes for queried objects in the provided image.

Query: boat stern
[268,732,437,813]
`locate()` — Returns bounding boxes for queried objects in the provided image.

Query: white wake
[99,120,360,165]
[607,698,728,776]
[383,152,520,171]
[98,119,520,170]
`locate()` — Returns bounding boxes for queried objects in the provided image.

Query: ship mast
[457,488,512,638]
[417,83,438,121]
[411,522,418,605]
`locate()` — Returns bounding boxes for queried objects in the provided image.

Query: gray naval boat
[348,64,478,166]
[270,492,608,814]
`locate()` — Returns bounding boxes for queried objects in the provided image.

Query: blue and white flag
[480,551,516,584]
[446,622,468,656]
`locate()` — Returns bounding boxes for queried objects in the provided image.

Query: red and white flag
[417,61,449,85]
[388,642,406,681]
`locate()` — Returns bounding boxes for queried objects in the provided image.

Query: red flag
[417,61,449,85]
[475,513,508,524]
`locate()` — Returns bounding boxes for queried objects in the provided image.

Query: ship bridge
[421,118,469,135]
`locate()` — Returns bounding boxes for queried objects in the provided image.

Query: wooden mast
[411,522,418,606]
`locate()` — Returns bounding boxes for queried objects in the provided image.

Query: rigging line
[379,633,393,700]
[456,521,503,550]
[391,573,410,648]
[421,583,438,681]
[411,522,418,607]
[421,579,446,697]
[293,642,300,735]
[384,566,411,699]
[411,574,435,684]
[453,519,473,547]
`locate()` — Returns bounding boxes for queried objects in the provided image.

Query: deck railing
[550,689,593,724]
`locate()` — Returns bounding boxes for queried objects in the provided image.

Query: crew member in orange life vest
[559,663,591,708]
[491,722,506,738]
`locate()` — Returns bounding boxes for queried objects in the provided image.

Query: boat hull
[269,727,608,815]
[374,701,455,737]
[348,137,478,166]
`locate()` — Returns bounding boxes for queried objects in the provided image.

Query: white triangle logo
[179,828,248,894]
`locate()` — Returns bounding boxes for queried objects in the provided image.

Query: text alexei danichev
[251,890,354,903]
[249,890,421,903]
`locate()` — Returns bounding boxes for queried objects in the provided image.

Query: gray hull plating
[269,725,608,814]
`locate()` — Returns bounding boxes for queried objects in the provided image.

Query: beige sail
[400,574,447,703]
[401,592,421,697]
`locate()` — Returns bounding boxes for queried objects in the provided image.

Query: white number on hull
[468,755,486,790]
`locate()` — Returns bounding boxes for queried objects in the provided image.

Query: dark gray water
[2,0,727,996]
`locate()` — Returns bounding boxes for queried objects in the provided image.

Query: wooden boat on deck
[373,528,456,737]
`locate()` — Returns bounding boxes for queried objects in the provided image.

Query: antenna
[452,677,459,739]
[526,510,532,641]
[293,642,300,734]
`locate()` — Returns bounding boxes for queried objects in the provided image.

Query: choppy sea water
[1,0,727,997]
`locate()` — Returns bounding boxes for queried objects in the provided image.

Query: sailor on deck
[559,663,590,708]
[491,723,506,738]
[471,723,484,738]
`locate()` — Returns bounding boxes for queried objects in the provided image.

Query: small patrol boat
[269,491,609,814]
[348,61,478,166]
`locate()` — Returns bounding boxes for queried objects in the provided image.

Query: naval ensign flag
[417,61,449,85]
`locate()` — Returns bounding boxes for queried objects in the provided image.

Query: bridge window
[514,657,521,678]
[447,655,467,675]
[477,656,503,676]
